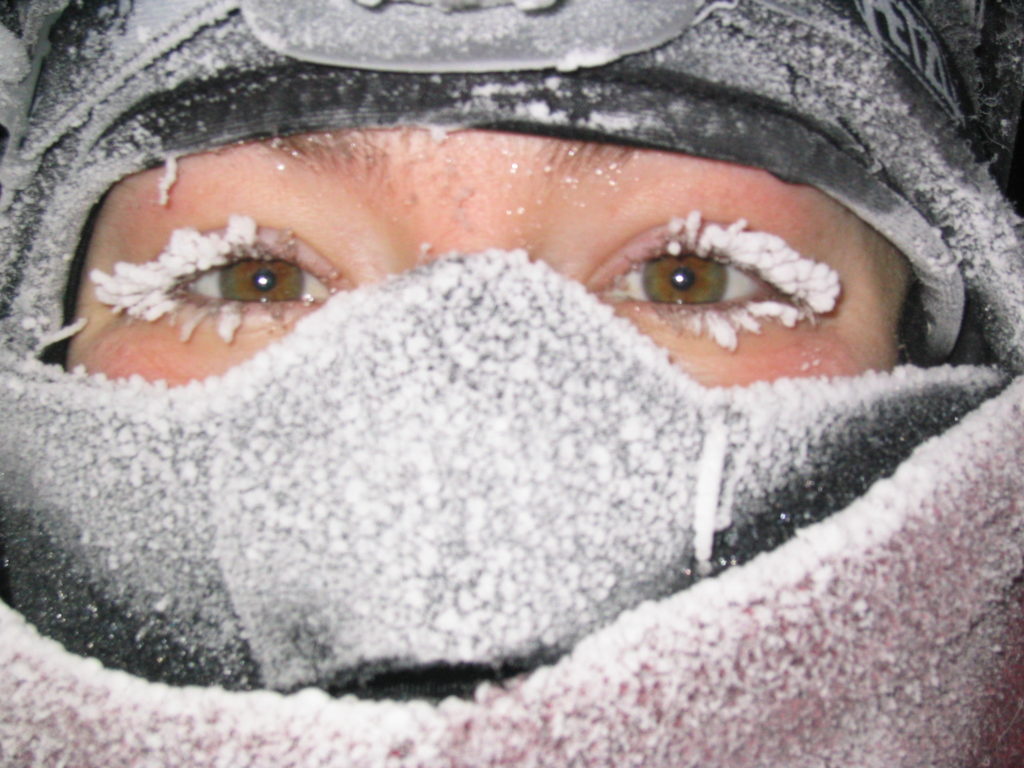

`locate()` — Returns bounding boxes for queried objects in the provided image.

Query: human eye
[605,247,763,305]
[597,212,841,351]
[90,215,335,343]
[186,256,330,303]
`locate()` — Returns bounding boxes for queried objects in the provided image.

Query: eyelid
[590,223,690,294]
[91,215,262,322]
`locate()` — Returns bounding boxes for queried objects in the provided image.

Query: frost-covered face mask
[0,251,1004,692]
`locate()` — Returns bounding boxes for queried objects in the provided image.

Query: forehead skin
[67,128,909,387]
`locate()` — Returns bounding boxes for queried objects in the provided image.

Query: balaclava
[1,1,1024,766]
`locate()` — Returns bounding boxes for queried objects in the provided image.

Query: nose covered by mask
[1,250,1003,695]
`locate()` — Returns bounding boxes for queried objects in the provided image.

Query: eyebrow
[263,128,641,180]
[266,131,388,178]
[542,140,638,177]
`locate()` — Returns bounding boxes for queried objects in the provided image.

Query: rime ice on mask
[36,317,88,348]
[1,367,1021,763]
[0,247,1010,768]
[693,417,729,572]
[0,250,1003,699]
[156,154,179,207]
[90,215,259,336]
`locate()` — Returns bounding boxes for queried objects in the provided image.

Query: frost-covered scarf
[2,0,1024,765]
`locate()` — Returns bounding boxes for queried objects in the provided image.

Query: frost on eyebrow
[613,212,842,352]
[90,215,258,342]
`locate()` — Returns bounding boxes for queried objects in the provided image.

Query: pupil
[252,268,277,292]
[670,266,695,291]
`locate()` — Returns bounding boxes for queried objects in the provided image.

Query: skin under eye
[187,258,331,303]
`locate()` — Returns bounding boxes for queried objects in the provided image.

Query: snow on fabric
[2,351,1022,767]
[0,252,1004,695]
[1,0,996,365]
[240,0,701,74]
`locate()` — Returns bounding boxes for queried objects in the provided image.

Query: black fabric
[1,0,1017,699]
[1009,98,1024,213]
[322,660,543,702]
[0,0,20,37]
[708,371,1006,575]
[3,521,262,689]
[0,525,10,607]
[38,193,104,366]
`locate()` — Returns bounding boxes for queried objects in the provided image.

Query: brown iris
[641,254,727,304]
[218,259,305,302]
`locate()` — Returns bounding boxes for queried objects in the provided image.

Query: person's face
[67,128,909,387]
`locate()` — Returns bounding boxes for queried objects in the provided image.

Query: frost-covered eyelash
[91,214,258,321]
[650,301,803,352]
[667,212,840,313]
[91,215,283,343]
[611,212,841,351]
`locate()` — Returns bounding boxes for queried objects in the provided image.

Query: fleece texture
[2,371,1023,767]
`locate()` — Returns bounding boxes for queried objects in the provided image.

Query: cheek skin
[622,312,892,388]
[68,319,299,386]
[676,332,889,387]
[71,306,887,388]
